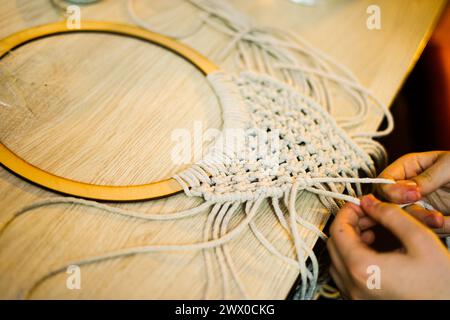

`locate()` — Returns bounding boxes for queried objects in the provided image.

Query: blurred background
[380,3,450,161]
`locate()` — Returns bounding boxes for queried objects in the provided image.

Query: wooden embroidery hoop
[0,20,220,201]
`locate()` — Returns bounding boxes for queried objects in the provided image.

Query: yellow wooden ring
[0,20,220,201]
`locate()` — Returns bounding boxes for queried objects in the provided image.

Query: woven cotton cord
[3,177,395,299]
[1,69,395,300]
[200,18,395,139]
[127,0,394,142]
[2,69,394,297]
[1,197,264,299]
[0,0,398,300]
[174,71,387,203]
[1,177,393,299]
[127,0,208,39]
[167,68,396,298]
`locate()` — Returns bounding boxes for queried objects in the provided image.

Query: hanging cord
[14,197,264,299]
[2,0,400,300]
[274,64,394,138]
[127,0,206,39]
[2,177,395,299]
[0,197,212,235]
[288,181,318,299]
[180,0,394,140]
[220,202,250,299]
[124,0,394,149]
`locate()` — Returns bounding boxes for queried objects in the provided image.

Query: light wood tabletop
[0,0,445,299]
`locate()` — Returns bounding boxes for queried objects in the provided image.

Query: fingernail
[361,194,378,208]
[403,180,417,188]
[349,201,364,215]
[425,214,444,228]
[396,180,419,192]
[405,190,420,202]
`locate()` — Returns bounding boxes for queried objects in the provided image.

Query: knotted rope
[1,0,399,299]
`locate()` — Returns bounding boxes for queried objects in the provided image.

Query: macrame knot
[296,177,314,189]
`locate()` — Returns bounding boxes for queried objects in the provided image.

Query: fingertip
[346,201,364,216]
[360,230,375,245]
[380,180,421,203]
[377,181,392,194]
[404,190,421,203]
[400,180,418,188]
[360,194,379,211]
[403,184,421,202]
[358,216,376,230]
[377,184,398,202]
[424,212,444,229]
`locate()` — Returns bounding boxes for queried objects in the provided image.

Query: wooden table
[0,0,445,299]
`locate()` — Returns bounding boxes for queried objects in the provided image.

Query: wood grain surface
[0,0,445,299]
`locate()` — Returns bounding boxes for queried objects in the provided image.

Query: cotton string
[2,177,394,299]
[10,197,264,299]
[126,0,394,140]
[127,0,207,39]
[1,0,400,300]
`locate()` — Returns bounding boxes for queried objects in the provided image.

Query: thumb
[411,155,450,196]
[433,216,450,237]
[360,194,438,252]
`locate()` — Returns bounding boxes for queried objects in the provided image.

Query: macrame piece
[2,0,397,299]
[174,70,394,299]
[1,69,394,300]
[128,0,392,164]
[175,71,387,206]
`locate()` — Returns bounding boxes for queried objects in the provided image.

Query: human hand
[376,151,450,236]
[327,194,450,299]
[377,151,450,214]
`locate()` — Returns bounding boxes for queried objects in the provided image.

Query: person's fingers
[348,201,366,218]
[359,204,444,230]
[360,194,437,251]
[378,152,450,201]
[412,153,450,196]
[379,151,443,181]
[360,229,375,245]
[358,216,376,231]
[377,180,420,204]
[432,216,450,237]
[330,202,375,265]
[330,202,360,232]
[377,151,449,202]
[403,204,444,229]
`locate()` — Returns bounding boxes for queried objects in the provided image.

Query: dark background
[379,3,450,162]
